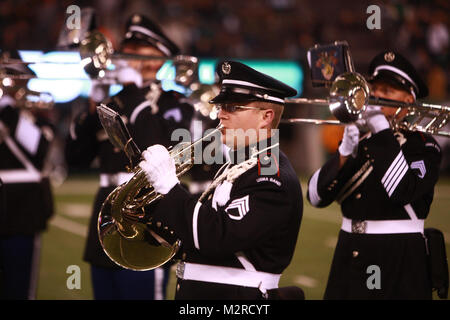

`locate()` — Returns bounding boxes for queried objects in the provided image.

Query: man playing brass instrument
[307,51,444,299]
[0,51,55,299]
[65,14,192,300]
[139,61,304,299]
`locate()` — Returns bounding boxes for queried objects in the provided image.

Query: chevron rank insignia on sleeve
[225,195,250,220]
[410,160,426,178]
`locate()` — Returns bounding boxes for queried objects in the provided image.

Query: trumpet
[283,72,450,137]
[79,31,199,80]
[79,31,114,78]
[172,55,220,119]
[97,118,223,271]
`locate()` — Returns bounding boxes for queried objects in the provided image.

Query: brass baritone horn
[79,31,114,78]
[97,123,223,271]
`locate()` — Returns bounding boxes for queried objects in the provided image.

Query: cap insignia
[384,52,395,62]
[222,62,231,75]
[132,14,141,24]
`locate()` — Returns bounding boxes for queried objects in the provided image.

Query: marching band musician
[139,61,304,299]
[65,14,193,300]
[307,51,443,299]
[0,51,55,299]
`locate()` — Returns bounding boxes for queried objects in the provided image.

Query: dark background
[1,0,449,175]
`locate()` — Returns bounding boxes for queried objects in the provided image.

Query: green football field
[36,174,450,300]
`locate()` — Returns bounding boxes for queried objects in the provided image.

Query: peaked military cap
[210,61,297,105]
[121,14,179,56]
[368,51,428,99]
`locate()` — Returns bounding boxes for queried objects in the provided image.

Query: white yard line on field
[50,215,88,238]
[59,203,92,218]
[294,275,318,288]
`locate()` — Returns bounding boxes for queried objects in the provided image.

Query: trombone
[283,72,450,137]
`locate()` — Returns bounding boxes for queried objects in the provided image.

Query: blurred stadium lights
[18,51,303,103]
[194,58,304,97]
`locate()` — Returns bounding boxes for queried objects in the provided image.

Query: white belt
[0,169,42,183]
[176,262,281,291]
[341,217,424,234]
[99,172,134,187]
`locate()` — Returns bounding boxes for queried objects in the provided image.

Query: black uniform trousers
[0,234,41,300]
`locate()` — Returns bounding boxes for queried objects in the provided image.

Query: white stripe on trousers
[154,267,164,300]
[28,234,42,300]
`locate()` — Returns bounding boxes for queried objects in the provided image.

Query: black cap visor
[209,89,261,105]
[210,86,287,105]
[368,70,416,96]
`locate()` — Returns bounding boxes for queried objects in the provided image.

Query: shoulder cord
[198,143,279,202]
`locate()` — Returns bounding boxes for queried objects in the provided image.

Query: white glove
[139,145,179,194]
[364,105,390,134]
[115,61,143,87]
[338,124,360,157]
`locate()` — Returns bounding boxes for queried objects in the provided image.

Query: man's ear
[405,95,414,104]
[261,108,274,127]
[403,92,415,104]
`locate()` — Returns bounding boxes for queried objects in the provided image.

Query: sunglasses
[214,104,262,113]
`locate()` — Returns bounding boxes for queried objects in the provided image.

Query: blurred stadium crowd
[1,0,449,175]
